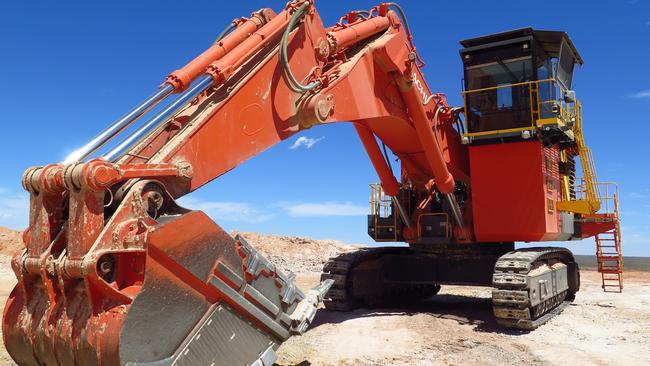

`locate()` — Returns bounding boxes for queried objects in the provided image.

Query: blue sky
[0,0,648,256]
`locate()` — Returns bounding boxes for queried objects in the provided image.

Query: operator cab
[459,28,583,144]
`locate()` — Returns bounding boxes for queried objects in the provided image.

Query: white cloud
[0,188,29,230]
[628,90,650,99]
[178,197,274,223]
[281,202,367,217]
[289,136,324,150]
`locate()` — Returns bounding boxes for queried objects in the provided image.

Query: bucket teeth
[236,234,277,278]
[289,279,334,335]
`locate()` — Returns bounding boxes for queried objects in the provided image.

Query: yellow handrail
[568,101,601,214]
[460,78,556,95]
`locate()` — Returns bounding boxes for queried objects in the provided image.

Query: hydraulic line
[352,10,371,19]
[385,3,412,41]
[213,22,237,44]
[279,1,321,93]
[388,3,415,50]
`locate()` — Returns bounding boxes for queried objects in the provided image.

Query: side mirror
[564,90,576,103]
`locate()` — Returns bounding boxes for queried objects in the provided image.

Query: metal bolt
[98,256,115,278]
[99,260,112,275]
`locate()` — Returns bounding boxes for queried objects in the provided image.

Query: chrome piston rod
[104,75,214,162]
[391,197,413,228]
[63,84,175,164]
[445,193,465,230]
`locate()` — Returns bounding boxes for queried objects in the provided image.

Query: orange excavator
[4,1,623,365]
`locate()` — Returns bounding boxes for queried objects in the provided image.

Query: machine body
[3,3,622,366]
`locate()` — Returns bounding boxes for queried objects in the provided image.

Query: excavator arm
[4,2,469,365]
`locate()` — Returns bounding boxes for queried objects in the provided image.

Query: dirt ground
[278,271,650,366]
[0,228,648,365]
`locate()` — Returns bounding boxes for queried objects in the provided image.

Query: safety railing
[369,183,398,241]
[556,100,601,215]
[572,101,601,212]
[461,78,578,139]
[600,182,620,218]
[574,181,617,218]
[370,183,392,217]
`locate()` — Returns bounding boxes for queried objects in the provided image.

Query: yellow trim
[536,117,565,127]
[465,126,534,138]
[559,150,572,203]
[460,78,556,95]
[557,200,592,215]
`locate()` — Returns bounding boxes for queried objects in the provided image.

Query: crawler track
[321,246,579,331]
[492,247,580,330]
[321,247,440,311]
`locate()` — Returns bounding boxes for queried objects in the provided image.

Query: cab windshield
[465,57,534,134]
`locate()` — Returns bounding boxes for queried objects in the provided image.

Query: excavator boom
[3,2,461,365]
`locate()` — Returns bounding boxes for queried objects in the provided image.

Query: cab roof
[460,27,583,65]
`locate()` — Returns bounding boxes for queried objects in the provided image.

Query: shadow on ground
[310,293,531,335]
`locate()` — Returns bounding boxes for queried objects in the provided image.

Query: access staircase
[551,98,623,292]
[579,182,623,292]
[592,183,623,292]
[595,230,623,292]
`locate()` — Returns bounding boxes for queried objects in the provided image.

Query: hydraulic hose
[213,22,238,44]
[353,10,371,18]
[279,1,321,93]
[386,2,423,66]
[385,3,412,39]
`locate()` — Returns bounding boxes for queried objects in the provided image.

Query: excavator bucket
[4,209,333,366]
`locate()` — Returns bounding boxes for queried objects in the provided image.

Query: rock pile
[0,227,22,256]
[233,231,363,274]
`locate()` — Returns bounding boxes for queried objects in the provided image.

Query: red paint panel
[470,140,562,242]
